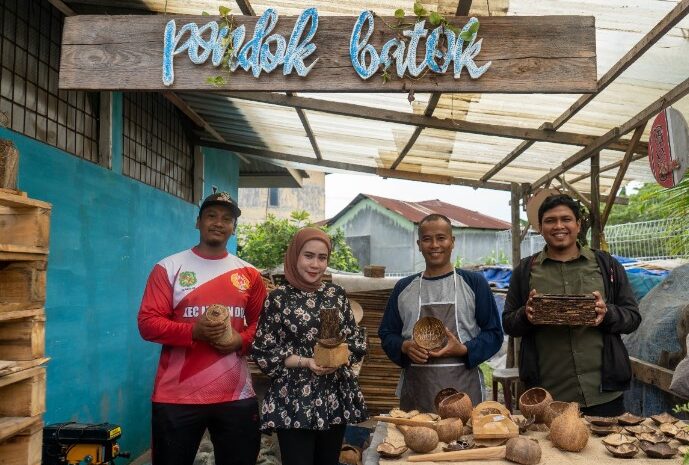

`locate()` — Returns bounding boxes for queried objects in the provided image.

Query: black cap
[199,192,241,218]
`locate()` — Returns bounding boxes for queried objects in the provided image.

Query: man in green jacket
[503,194,640,416]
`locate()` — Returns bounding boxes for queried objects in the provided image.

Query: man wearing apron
[379,214,504,412]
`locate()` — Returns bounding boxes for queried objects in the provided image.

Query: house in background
[239,171,325,224]
[326,194,511,274]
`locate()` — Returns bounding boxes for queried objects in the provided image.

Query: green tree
[236,211,360,272]
[606,183,666,225]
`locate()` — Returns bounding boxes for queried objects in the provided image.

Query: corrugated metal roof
[330,193,510,229]
[63,0,689,197]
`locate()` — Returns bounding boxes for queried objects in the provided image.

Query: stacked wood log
[0,183,51,464]
[347,289,401,415]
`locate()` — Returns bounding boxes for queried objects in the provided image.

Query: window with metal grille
[269,187,280,207]
[122,92,194,202]
[0,0,100,162]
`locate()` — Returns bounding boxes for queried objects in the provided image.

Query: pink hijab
[284,227,332,292]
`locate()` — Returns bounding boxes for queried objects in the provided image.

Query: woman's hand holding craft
[306,358,337,376]
[402,340,429,364]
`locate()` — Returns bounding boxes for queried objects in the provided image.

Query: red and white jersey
[138,247,266,404]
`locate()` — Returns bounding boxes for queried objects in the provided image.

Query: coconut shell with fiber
[434,387,459,412]
[404,426,439,453]
[412,316,447,350]
[435,418,464,443]
[519,387,553,423]
[542,400,571,427]
[505,437,542,465]
[549,403,589,452]
[438,392,473,422]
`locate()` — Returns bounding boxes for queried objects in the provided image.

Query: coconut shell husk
[434,387,459,412]
[549,403,589,452]
[435,418,464,443]
[203,304,234,345]
[542,401,569,427]
[624,424,656,436]
[584,415,618,426]
[660,422,680,437]
[651,412,679,425]
[377,442,407,459]
[404,426,439,453]
[637,432,670,444]
[505,437,542,465]
[443,436,474,452]
[675,429,689,444]
[605,443,639,458]
[438,392,473,422]
[617,412,645,426]
[519,387,553,424]
[602,433,636,447]
[389,408,407,418]
[515,416,536,434]
[590,424,622,436]
[639,440,678,458]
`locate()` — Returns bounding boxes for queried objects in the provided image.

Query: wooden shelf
[0,416,41,443]
[0,308,44,322]
[0,191,51,210]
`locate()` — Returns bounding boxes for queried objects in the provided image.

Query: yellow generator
[42,423,130,465]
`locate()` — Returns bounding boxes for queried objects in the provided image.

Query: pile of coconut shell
[592,411,688,459]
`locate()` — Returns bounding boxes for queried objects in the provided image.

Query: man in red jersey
[138,192,267,465]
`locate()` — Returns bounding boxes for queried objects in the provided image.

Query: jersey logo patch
[231,273,251,292]
[179,271,197,288]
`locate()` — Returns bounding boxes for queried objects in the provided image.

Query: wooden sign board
[648,107,689,188]
[59,12,596,93]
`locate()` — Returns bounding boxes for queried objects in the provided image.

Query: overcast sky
[324,173,516,222]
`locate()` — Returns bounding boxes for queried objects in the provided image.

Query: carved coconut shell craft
[435,417,464,443]
[639,440,678,459]
[404,426,439,453]
[412,316,447,350]
[317,307,345,348]
[438,392,473,423]
[389,408,407,418]
[617,412,645,426]
[651,412,679,425]
[602,433,636,447]
[605,443,639,459]
[434,387,459,412]
[624,424,656,436]
[376,442,408,459]
[584,415,618,426]
[519,387,553,423]
[443,437,474,452]
[549,403,589,452]
[590,424,622,436]
[514,416,536,434]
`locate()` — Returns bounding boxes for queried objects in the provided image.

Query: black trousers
[276,425,347,465]
[581,394,625,417]
[151,398,260,465]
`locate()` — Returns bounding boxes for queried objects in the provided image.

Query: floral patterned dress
[251,282,368,432]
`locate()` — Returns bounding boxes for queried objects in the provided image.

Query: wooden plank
[0,140,19,190]
[390,93,441,169]
[456,0,473,16]
[0,318,46,361]
[162,91,225,143]
[0,425,42,465]
[480,0,689,182]
[60,15,596,93]
[0,251,47,262]
[98,91,113,169]
[0,367,46,417]
[0,416,40,443]
[0,192,51,210]
[223,91,646,154]
[47,0,75,16]
[0,358,49,378]
[601,123,647,227]
[630,356,677,396]
[234,0,255,16]
[287,93,323,160]
[0,309,43,322]
[531,76,689,191]
[566,152,646,184]
[591,153,601,249]
[0,262,47,315]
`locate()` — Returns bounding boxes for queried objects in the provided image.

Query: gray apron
[399,272,483,412]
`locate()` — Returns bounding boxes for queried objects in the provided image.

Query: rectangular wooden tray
[531,294,597,326]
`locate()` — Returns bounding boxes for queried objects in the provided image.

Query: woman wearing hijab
[252,227,368,465]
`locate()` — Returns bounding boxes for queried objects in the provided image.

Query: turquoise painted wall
[201,146,241,252]
[1,127,240,460]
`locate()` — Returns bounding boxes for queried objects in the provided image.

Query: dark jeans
[277,425,347,465]
[581,394,625,417]
[151,398,260,465]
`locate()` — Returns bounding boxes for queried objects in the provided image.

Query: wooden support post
[98,92,112,169]
[192,145,204,205]
[510,183,521,267]
[601,123,647,227]
[591,153,601,249]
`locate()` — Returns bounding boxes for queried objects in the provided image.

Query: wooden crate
[0,318,45,361]
[0,261,46,314]
[0,191,51,261]
[0,367,46,417]
[0,139,19,190]
[0,419,43,465]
